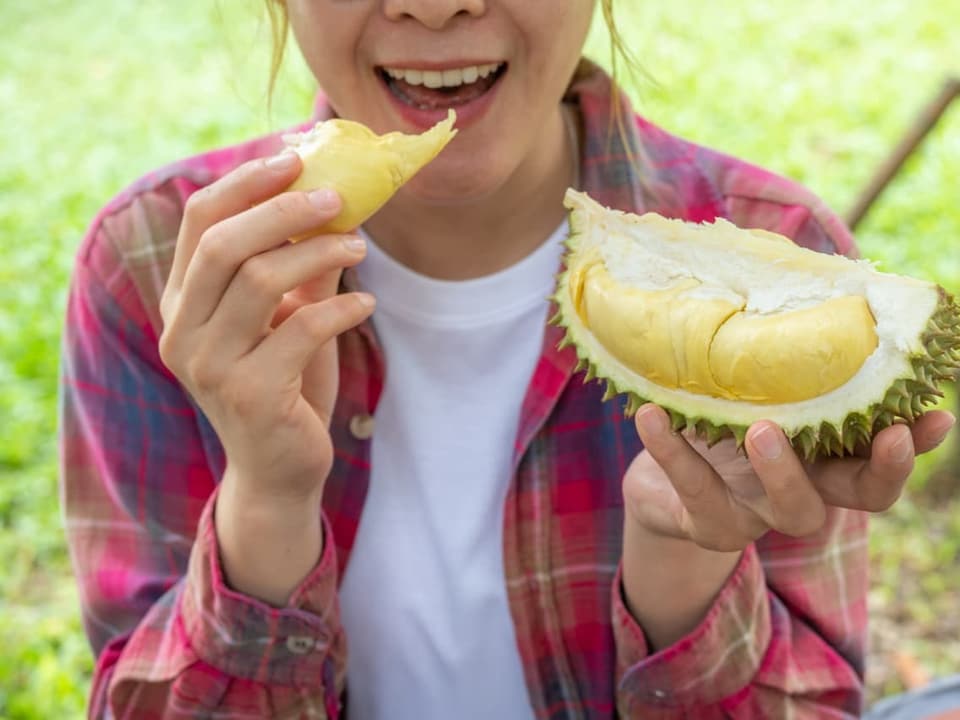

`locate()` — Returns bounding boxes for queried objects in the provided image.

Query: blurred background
[1,0,958,716]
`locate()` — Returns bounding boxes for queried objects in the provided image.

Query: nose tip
[383,0,486,30]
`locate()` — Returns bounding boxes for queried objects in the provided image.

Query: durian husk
[281,110,457,237]
[551,190,960,461]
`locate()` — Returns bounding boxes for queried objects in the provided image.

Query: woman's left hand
[624,404,956,551]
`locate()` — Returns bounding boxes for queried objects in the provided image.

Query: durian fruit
[281,110,457,236]
[553,190,960,460]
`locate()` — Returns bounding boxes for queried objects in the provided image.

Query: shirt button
[349,413,375,440]
[286,635,315,655]
[652,689,667,700]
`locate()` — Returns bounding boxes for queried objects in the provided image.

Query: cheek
[522,3,593,82]
[286,4,365,90]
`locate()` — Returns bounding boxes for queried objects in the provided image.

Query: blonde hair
[263,0,641,144]
[264,0,289,109]
[597,0,643,153]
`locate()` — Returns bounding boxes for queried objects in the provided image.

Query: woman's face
[286,0,595,203]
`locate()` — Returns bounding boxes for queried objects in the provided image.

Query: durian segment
[573,257,879,403]
[574,255,740,396]
[555,190,960,459]
[709,295,878,402]
[281,110,457,236]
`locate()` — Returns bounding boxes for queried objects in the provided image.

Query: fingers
[807,412,953,511]
[178,187,343,328]
[744,422,826,536]
[635,405,765,549]
[635,405,829,546]
[247,292,376,385]
[910,410,956,455]
[634,402,947,546]
[206,233,367,359]
[635,406,716,512]
[168,153,304,293]
[810,423,914,512]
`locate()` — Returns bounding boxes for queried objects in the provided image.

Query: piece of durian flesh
[281,110,457,236]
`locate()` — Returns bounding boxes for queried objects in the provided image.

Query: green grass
[1,0,958,715]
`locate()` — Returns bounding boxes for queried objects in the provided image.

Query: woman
[60,1,954,718]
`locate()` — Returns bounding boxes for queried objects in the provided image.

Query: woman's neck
[362,105,579,281]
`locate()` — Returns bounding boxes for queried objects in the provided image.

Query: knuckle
[184,353,222,393]
[196,226,232,269]
[157,329,180,371]
[238,257,278,299]
[183,185,215,218]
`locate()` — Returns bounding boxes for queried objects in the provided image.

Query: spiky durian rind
[551,212,960,463]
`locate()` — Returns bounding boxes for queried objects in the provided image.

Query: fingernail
[308,188,339,209]
[636,407,665,437]
[343,235,366,253]
[890,432,913,463]
[751,425,783,460]
[356,293,376,308]
[265,151,298,170]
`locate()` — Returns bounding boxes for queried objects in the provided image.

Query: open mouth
[378,63,508,111]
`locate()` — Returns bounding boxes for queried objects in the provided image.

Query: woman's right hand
[158,153,374,602]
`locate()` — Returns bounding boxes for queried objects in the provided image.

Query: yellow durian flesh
[709,295,878,402]
[281,110,457,236]
[573,258,879,404]
[555,190,960,459]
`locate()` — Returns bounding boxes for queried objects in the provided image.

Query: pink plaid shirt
[61,63,866,719]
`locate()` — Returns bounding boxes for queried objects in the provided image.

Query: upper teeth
[384,63,503,88]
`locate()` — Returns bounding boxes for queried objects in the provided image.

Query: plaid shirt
[61,63,866,719]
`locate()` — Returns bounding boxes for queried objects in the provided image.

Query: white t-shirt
[338,224,568,720]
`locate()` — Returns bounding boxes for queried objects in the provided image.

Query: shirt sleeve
[611,508,867,718]
[60,231,346,719]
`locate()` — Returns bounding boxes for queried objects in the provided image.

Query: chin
[400,154,511,207]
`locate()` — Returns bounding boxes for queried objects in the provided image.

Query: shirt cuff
[612,543,771,712]
[179,486,344,688]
